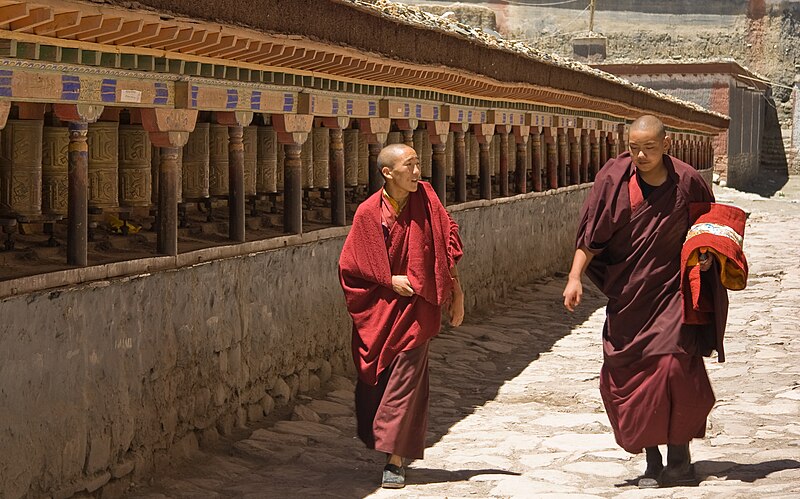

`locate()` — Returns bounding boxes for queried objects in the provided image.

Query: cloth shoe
[382,463,405,489]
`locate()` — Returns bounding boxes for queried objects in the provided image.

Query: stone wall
[0,185,590,499]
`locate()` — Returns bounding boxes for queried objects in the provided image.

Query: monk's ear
[381,166,393,181]
[663,135,671,151]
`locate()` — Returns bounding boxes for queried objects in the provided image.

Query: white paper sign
[120,89,142,103]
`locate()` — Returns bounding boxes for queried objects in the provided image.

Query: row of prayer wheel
[0,118,623,220]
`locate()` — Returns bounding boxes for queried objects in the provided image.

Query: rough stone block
[199,427,220,448]
[84,471,111,493]
[319,360,332,384]
[99,477,131,499]
[62,434,87,483]
[195,387,212,416]
[217,350,229,373]
[308,374,321,392]
[247,404,264,423]
[298,368,310,393]
[86,430,112,474]
[260,394,275,416]
[214,383,227,406]
[292,404,321,423]
[270,377,291,403]
[236,407,248,428]
[52,481,85,499]
[286,374,299,399]
[110,457,136,479]
[169,433,199,462]
[216,413,235,436]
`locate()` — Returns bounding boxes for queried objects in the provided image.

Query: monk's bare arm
[563,246,594,312]
[448,264,464,327]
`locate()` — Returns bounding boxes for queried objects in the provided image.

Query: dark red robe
[339,181,463,458]
[578,152,724,454]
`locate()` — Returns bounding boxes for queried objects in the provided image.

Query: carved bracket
[494,124,511,135]
[216,111,254,127]
[272,114,313,145]
[472,123,495,144]
[149,131,191,148]
[513,125,531,144]
[395,119,419,131]
[141,108,198,133]
[321,116,350,130]
[427,121,450,145]
[53,103,104,124]
[359,118,390,145]
[450,122,470,133]
[0,100,10,129]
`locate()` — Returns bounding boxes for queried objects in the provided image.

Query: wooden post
[216,111,253,243]
[569,130,580,186]
[590,131,600,180]
[580,130,590,184]
[546,134,558,190]
[498,127,510,197]
[557,128,568,187]
[453,128,467,202]
[427,121,449,204]
[272,114,313,235]
[359,118,391,194]
[472,124,495,200]
[531,131,543,192]
[599,131,608,167]
[157,146,180,255]
[513,125,530,195]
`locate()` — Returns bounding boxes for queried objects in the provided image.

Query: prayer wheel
[418,130,432,178]
[468,133,479,176]
[41,125,69,216]
[208,123,229,197]
[343,129,359,187]
[312,127,330,189]
[301,128,314,189]
[357,133,369,186]
[118,124,152,208]
[0,119,43,218]
[256,126,278,194]
[387,131,402,145]
[243,125,258,197]
[491,135,500,175]
[446,131,454,177]
[508,134,517,172]
[182,122,210,201]
[88,121,119,210]
[277,140,285,191]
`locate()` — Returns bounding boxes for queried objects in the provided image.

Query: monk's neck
[636,163,668,186]
[384,184,410,207]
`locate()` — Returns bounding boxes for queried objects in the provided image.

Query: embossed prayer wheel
[301,128,313,189]
[277,140,285,191]
[0,119,43,218]
[182,123,210,201]
[118,124,152,208]
[413,129,432,178]
[490,135,500,175]
[343,129,359,187]
[508,134,517,172]
[357,133,369,186]
[468,132,479,177]
[42,125,69,216]
[208,123,229,197]
[87,121,119,211]
[243,125,258,197]
[312,127,330,189]
[446,131,454,177]
[256,126,277,194]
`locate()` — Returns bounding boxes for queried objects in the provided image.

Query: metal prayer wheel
[0,119,43,218]
[508,135,517,172]
[413,129,432,178]
[256,126,278,194]
[88,121,119,210]
[357,133,369,186]
[301,128,313,189]
[343,129,359,187]
[277,141,285,191]
[208,123,229,197]
[312,127,330,189]
[41,125,69,216]
[387,131,402,145]
[182,123,210,201]
[468,133,479,176]
[490,135,500,175]
[446,132,454,177]
[118,124,152,207]
[243,125,258,197]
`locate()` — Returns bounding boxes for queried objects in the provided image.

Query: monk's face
[384,147,421,194]
[629,128,670,173]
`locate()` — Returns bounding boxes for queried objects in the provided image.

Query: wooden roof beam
[147,26,192,49]
[95,19,143,44]
[185,34,235,56]
[0,3,29,28]
[111,22,161,46]
[137,25,179,47]
[30,9,80,35]
[8,6,52,31]
[54,13,101,38]
[205,36,247,58]
[70,17,123,40]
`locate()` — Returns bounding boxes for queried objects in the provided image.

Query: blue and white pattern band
[685,222,743,247]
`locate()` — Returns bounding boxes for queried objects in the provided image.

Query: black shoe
[662,444,696,486]
[638,446,663,489]
[382,463,405,489]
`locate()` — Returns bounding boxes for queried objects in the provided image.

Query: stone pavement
[126,185,800,499]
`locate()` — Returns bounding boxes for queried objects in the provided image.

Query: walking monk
[339,143,464,488]
[562,116,728,488]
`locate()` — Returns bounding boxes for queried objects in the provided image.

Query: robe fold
[578,152,725,454]
[339,180,463,458]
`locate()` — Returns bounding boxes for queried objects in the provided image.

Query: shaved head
[630,115,666,139]
[378,143,415,172]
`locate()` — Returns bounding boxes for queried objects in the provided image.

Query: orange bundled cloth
[681,202,748,360]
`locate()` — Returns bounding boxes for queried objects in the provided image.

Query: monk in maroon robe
[339,143,464,488]
[563,116,726,488]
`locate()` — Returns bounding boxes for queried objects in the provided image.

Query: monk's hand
[563,276,582,312]
[391,275,414,297]
[448,281,465,327]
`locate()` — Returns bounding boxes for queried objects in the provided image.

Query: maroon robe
[578,152,723,454]
[339,181,463,458]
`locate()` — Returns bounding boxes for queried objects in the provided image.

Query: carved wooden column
[608,135,619,160]
[396,119,418,148]
[599,131,608,167]
[472,124,495,200]
[273,114,313,234]
[513,125,530,194]
[556,128,568,187]
[531,130,543,192]
[54,104,104,266]
[580,129,590,184]
[141,108,198,256]
[568,129,580,186]
[452,123,468,203]
[589,131,600,180]
[428,121,449,204]
[322,117,349,226]
[215,112,253,242]
[359,118,390,194]
[545,129,558,190]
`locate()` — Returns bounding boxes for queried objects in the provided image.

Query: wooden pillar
[498,126,510,197]
[472,124,494,200]
[453,125,467,203]
[359,118,391,194]
[531,131,543,192]
[427,121,449,204]
[556,128,568,187]
[568,130,580,186]
[580,130,590,184]
[54,104,103,266]
[322,117,349,226]
[513,125,530,195]
[217,111,253,243]
[599,132,608,168]
[546,133,558,190]
[396,119,418,148]
[368,143,382,194]
[272,114,313,234]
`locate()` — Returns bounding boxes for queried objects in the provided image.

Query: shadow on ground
[125,279,601,498]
